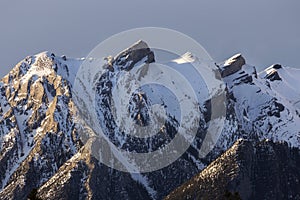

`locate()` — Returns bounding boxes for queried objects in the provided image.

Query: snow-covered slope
[217,60,300,150]
[260,64,300,110]
[0,42,299,200]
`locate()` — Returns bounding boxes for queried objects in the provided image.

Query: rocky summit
[0,42,299,200]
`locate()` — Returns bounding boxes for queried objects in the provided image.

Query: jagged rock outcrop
[110,40,155,71]
[219,54,246,77]
[263,64,283,81]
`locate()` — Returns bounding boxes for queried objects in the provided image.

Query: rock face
[112,40,155,71]
[0,41,299,200]
[0,53,81,200]
[220,54,246,77]
[263,64,283,81]
[165,139,300,200]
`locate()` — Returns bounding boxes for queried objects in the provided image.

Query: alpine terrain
[0,41,299,200]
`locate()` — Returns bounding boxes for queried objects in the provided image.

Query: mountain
[0,41,299,200]
[165,139,300,200]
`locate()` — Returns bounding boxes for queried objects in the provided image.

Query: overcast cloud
[0,0,299,76]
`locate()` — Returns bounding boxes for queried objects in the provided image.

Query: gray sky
[0,0,299,77]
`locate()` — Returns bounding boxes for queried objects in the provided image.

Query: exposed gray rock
[264,64,283,81]
[220,54,246,77]
[112,40,155,71]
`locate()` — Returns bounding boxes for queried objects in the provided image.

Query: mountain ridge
[0,42,299,199]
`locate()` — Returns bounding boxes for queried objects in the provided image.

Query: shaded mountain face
[0,41,299,200]
[165,139,300,200]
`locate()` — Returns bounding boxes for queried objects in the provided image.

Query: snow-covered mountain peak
[259,64,284,81]
[0,41,300,199]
